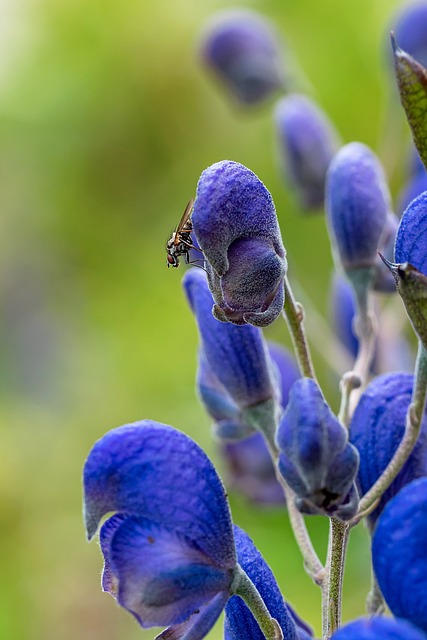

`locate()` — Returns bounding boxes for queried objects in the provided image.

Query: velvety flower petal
[326,142,390,270]
[191,161,287,327]
[394,191,427,274]
[103,515,233,628]
[183,268,276,408]
[224,526,301,640]
[156,592,230,640]
[372,477,427,632]
[350,372,427,526]
[331,616,427,639]
[200,10,285,105]
[99,513,127,594]
[275,94,339,210]
[276,378,359,519]
[83,421,236,568]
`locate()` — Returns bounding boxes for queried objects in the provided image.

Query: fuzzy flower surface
[200,9,285,105]
[331,616,427,640]
[224,526,311,640]
[373,477,427,633]
[395,190,427,273]
[275,94,339,210]
[276,378,359,520]
[83,420,237,639]
[192,160,287,327]
[350,372,427,527]
[326,142,390,272]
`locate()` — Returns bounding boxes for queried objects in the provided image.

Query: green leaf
[392,32,427,170]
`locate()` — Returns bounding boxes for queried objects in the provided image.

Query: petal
[183,269,275,407]
[156,591,229,640]
[192,161,285,276]
[372,477,427,632]
[350,372,427,526]
[331,616,427,639]
[99,513,127,594]
[224,525,299,640]
[83,421,236,568]
[395,191,427,275]
[107,516,233,627]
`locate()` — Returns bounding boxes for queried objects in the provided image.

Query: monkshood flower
[83,420,239,638]
[326,142,390,285]
[274,94,339,211]
[200,9,285,106]
[350,372,427,528]
[372,477,427,633]
[224,526,312,640]
[276,378,360,520]
[392,1,427,68]
[331,616,427,640]
[191,160,287,327]
[330,272,359,361]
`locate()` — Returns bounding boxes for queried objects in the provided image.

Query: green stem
[354,341,427,520]
[232,565,283,640]
[282,276,317,380]
[323,519,349,639]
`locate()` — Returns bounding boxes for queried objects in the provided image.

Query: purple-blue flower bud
[350,372,427,527]
[372,477,427,633]
[183,268,276,410]
[331,616,427,640]
[276,378,360,520]
[395,190,427,273]
[192,160,287,327]
[326,142,390,272]
[200,10,285,106]
[274,94,340,210]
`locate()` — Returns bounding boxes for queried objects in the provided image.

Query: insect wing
[173,198,194,245]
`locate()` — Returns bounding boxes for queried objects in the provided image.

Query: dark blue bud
[276,378,359,520]
[331,616,427,640]
[330,273,359,360]
[274,94,339,210]
[373,477,427,633]
[192,160,287,327]
[350,372,427,527]
[183,268,276,410]
[200,10,285,106]
[394,190,427,274]
[392,1,427,69]
[326,142,390,272]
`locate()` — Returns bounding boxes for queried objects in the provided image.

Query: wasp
[166,199,204,268]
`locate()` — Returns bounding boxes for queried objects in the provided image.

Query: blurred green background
[0,0,413,638]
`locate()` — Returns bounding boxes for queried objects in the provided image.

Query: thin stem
[232,565,283,640]
[366,570,386,616]
[261,425,325,586]
[354,341,427,519]
[282,276,317,380]
[323,519,349,639]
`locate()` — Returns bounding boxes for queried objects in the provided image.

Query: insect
[166,198,204,268]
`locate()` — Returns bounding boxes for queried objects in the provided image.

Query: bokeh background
[0,0,416,638]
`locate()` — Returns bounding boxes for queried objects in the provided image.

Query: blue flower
[274,94,339,210]
[326,142,390,273]
[350,372,427,527]
[276,378,359,519]
[372,477,427,633]
[200,9,285,105]
[331,616,427,639]
[330,272,360,360]
[183,268,277,412]
[224,526,311,640]
[191,160,287,327]
[83,420,237,638]
[394,190,427,273]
